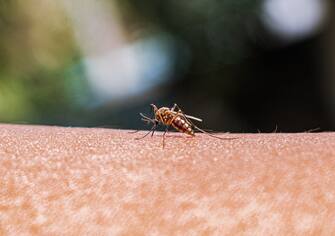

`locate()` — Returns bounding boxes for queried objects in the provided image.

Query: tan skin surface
[0,124,335,235]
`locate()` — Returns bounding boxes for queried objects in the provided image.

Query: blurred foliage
[0,0,333,131]
[0,0,82,123]
[115,0,263,114]
[118,0,262,64]
[0,0,262,125]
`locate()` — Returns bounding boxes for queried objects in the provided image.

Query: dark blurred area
[0,0,334,132]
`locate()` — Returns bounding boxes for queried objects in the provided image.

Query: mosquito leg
[174,105,197,127]
[129,130,140,134]
[140,113,156,122]
[193,126,238,140]
[135,125,157,140]
[172,104,238,140]
[162,126,169,148]
[174,103,183,113]
[172,104,192,122]
[305,127,321,133]
[171,103,177,112]
[130,113,156,134]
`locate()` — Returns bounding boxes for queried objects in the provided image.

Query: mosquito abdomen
[172,116,194,136]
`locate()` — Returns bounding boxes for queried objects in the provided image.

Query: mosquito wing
[185,114,202,122]
[170,111,202,122]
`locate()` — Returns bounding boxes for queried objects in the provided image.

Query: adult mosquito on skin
[132,103,237,147]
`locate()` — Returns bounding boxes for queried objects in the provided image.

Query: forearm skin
[0,125,334,235]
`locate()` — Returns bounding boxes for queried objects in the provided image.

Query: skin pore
[0,124,335,235]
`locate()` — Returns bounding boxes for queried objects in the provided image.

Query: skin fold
[0,124,335,235]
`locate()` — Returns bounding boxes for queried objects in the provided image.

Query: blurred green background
[0,0,334,132]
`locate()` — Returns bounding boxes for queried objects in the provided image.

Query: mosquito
[132,103,237,147]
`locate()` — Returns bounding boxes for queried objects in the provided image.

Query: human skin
[0,124,335,235]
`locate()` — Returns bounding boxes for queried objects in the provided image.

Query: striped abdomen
[172,115,195,136]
